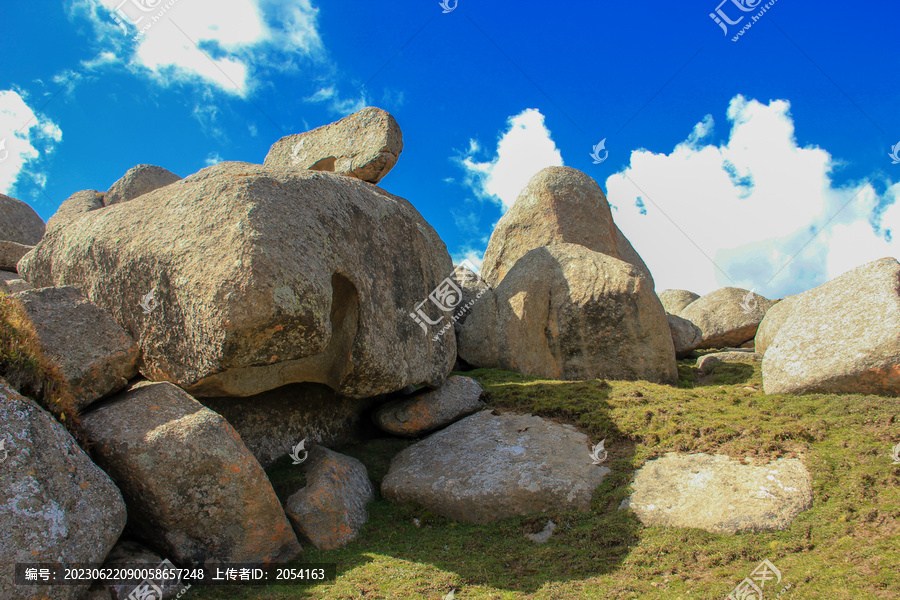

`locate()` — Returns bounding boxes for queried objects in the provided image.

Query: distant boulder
[480,167,652,287]
[105,164,181,206]
[657,289,700,316]
[680,287,775,349]
[667,313,702,359]
[763,258,900,396]
[459,244,676,384]
[265,107,403,184]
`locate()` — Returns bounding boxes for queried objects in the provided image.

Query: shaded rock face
[0,193,45,245]
[20,162,455,399]
[458,244,677,384]
[382,411,610,523]
[667,314,702,359]
[373,375,485,437]
[284,446,375,551]
[200,383,381,467]
[0,240,33,272]
[81,381,301,566]
[695,350,761,375]
[105,164,181,206]
[0,271,32,293]
[0,379,127,600]
[624,453,812,534]
[480,167,651,287]
[265,107,403,184]
[658,289,700,316]
[763,258,900,396]
[13,286,140,411]
[452,265,490,333]
[680,287,775,349]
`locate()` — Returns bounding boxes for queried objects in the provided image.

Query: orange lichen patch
[230,465,242,474]
[273,325,284,332]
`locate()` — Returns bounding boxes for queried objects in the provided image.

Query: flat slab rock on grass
[623,452,812,534]
[381,410,610,523]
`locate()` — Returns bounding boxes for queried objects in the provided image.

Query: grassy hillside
[167,357,900,599]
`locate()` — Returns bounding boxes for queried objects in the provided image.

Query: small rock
[105,164,181,206]
[264,107,403,184]
[625,452,812,534]
[657,289,700,316]
[667,313,703,358]
[373,375,485,437]
[695,351,761,375]
[0,271,32,293]
[680,287,775,349]
[0,240,33,272]
[284,446,375,550]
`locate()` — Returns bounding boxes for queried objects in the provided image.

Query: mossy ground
[142,357,900,599]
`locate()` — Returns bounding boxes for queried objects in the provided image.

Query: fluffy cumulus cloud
[461,108,563,211]
[71,0,322,93]
[606,95,900,298]
[0,90,63,195]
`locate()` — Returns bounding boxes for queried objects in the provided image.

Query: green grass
[189,357,900,599]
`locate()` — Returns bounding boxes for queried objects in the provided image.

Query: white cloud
[0,90,63,196]
[606,95,899,298]
[461,108,563,211]
[452,250,484,272]
[72,0,322,94]
[306,86,367,116]
[204,152,223,166]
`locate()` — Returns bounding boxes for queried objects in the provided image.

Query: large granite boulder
[458,244,677,384]
[382,410,610,523]
[284,446,375,550]
[12,286,140,411]
[480,166,651,287]
[265,107,403,184]
[20,162,455,399]
[667,313,703,359]
[755,297,792,356]
[81,381,301,566]
[0,193,45,245]
[45,189,104,234]
[373,375,485,437]
[105,164,181,206]
[657,289,700,316]
[0,379,126,600]
[200,383,381,467]
[763,258,900,395]
[623,453,812,534]
[680,287,775,349]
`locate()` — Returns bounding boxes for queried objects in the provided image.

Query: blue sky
[1,0,898,298]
